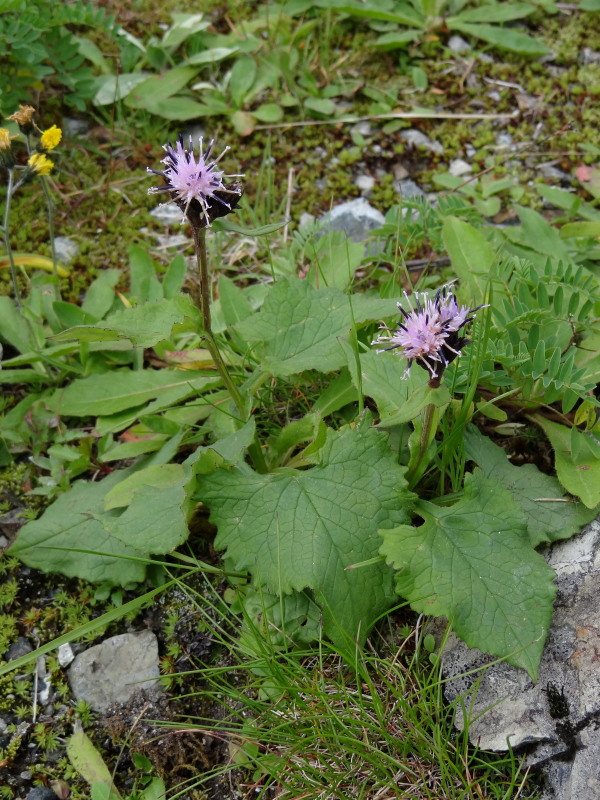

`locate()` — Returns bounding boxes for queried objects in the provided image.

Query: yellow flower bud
[40,125,62,151]
[27,152,54,176]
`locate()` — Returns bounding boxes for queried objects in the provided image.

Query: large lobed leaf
[464,425,596,546]
[235,277,398,377]
[380,470,556,679]
[197,422,415,646]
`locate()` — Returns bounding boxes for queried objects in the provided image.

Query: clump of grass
[154,576,538,800]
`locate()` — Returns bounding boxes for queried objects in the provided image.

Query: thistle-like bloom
[6,104,36,134]
[26,152,54,177]
[40,125,62,151]
[372,284,487,386]
[0,127,17,169]
[148,134,243,229]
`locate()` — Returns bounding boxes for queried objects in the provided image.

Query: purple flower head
[372,284,487,387]
[148,134,243,229]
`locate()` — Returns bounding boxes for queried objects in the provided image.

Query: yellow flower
[0,128,16,150]
[40,125,62,151]
[27,152,54,176]
[0,127,17,168]
[6,104,36,131]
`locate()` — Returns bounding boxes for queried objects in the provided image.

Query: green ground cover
[1,0,600,797]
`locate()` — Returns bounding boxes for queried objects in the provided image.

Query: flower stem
[407,402,437,488]
[2,169,22,309]
[191,225,267,473]
[41,175,61,300]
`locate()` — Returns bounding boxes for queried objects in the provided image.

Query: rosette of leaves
[294,0,552,56]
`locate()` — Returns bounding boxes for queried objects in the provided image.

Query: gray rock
[580,48,600,65]
[487,90,502,103]
[68,631,161,712]
[392,163,409,181]
[448,158,473,177]
[400,129,444,155]
[448,35,471,54]
[0,534,8,549]
[57,643,75,668]
[394,179,425,199]
[495,133,514,150]
[53,236,80,265]
[149,203,183,225]
[538,163,572,184]
[0,508,24,537]
[355,174,375,193]
[351,121,372,138]
[299,212,315,228]
[465,144,476,159]
[317,198,385,243]
[437,519,600,799]
[4,637,32,661]
[62,118,88,137]
[26,789,59,800]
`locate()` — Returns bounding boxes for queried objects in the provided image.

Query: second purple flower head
[372,284,487,387]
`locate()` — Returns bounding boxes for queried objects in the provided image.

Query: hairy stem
[191,225,267,473]
[2,169,22,308]
[41,176,61,300]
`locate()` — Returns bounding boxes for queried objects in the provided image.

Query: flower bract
[148,134,243,229]
[40,125,62,151]
[6,104,36,133]
[372,284,486,386]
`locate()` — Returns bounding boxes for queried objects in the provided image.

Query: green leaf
[161,12,209,50]
[348,349,430,420]
[218,275,252,326]
[162,255,187,299]
[442,217,495,301]
[211,219,286,236]
[447,21,549,55]
[104,464,186,510]
[51,296,200,348]
[124,66,199,108]
[197,423,415,646]
[82,269,120,319]
[186,46,239,65]
[318,0,422,26]
[531,415,600,509]
[55,369,219,417]
[464,425,595,546]
[229,55,257,108]
[252,103,284,123]
[304,97,336,116]
[230,110,256,136]
[312,370,358,416]
[67,730,122,800]
[235,278,395,377]
[142,96,215,121]
[380,470,556,679]
[93,73,150,106]
[107,476,190,555]
[372,30,421,49]
[8,470,146,584]
[560,222,600,239]
[0,296,36,353]
[129,245,162,302]
[453,3,535,23]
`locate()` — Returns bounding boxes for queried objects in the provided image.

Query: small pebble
[26,789,58,800]
[355,174,375,193]
[57,643,75,669]
[448,159,473,177]
[53,236,80,265]
[447,35,470,54]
